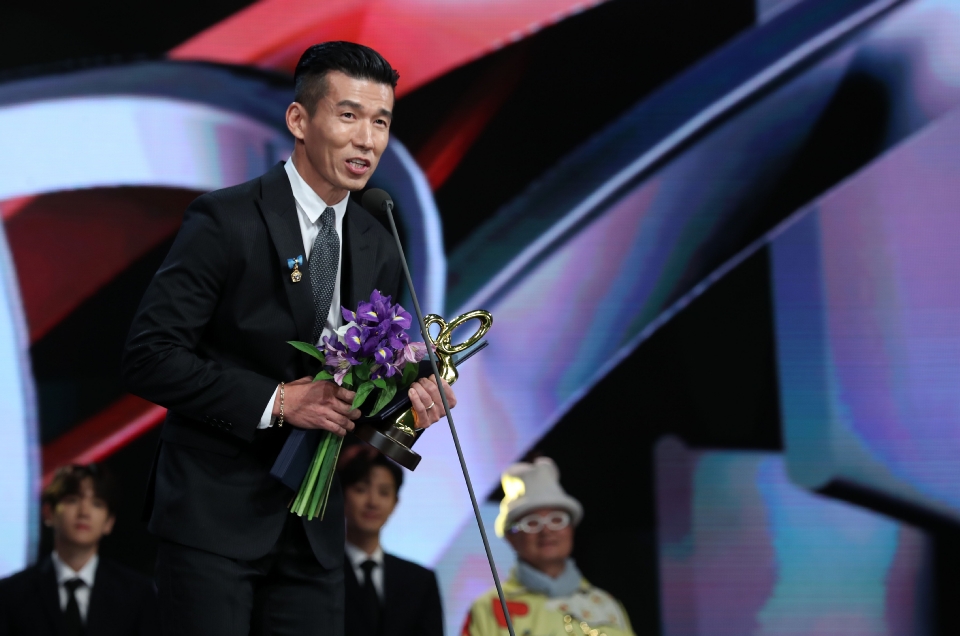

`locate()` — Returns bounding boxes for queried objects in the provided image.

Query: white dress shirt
[345,541,385,600]
[51,551,98,622]
[258,157,350,429]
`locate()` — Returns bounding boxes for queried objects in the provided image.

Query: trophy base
[354,419,423,471]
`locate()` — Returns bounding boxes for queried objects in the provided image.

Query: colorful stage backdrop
[2,0,960,633]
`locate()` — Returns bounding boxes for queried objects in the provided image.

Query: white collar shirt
[257,159,350,429]
[283,156,349,345]
[345,542,385,601]
[51,551,98,622]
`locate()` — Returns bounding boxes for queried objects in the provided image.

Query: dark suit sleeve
[121,195,277,441]
[389,251,403,306]
[416,570,445,636]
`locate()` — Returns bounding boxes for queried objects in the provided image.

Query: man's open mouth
[346,158,371,174]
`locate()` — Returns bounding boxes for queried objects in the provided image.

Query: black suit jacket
[345,553,444,636]
[121,163,402,566]
[0,556,159,636]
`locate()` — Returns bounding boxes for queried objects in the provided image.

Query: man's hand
[274,377,360,436]
[408,376,457,429]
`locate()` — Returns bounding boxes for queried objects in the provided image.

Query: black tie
[360,559,381,635]
[309,207,340,344]
[63,578,85,636]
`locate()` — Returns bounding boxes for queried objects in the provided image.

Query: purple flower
[389,305,412,330]
[323,291,428,380]
[356,302,380,324]
[373,341,394,364]
[344,324,364,352]
[358,327,381,357]
[333,363,351,385]
[321,334,342,355]
[320,336,355,385]
[354,290,395,327]
[371,362,399,380]
[370,289,392,306]
[402,341,427,364]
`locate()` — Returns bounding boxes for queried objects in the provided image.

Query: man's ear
[41,502,54,527]
[285,102,308,141]
[102,514,116,536]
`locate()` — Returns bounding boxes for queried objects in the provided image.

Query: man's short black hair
[42,463,118,515]
[294,41,400,115]
[340,451,403,496]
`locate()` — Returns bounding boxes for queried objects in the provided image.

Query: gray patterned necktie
[309,207,340,344]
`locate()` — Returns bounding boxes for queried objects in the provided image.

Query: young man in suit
[340,447,444,636]
[121,41,456,636]
[0,464,159,636]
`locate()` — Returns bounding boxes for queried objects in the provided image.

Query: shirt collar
[284,157,349,225]
[345,541,384,569]
[51,551,98,588]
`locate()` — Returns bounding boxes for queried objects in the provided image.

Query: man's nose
[353,121,374,150]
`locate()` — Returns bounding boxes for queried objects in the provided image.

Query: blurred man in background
[462,457,634,636]
[0,464,158,636]
[341,445,444,636]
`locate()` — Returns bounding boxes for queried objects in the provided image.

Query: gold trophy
[354,309,492,470]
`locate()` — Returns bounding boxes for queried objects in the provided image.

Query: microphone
[361,188,393,214]
[361,188,517,636]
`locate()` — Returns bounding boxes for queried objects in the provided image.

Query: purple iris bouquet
[286,289,427,519]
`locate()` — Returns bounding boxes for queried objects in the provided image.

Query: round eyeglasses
[508,510,571,534]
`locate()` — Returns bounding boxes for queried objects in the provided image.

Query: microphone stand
[381,199,518,636]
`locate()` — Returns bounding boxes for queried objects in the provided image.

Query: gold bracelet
[278,382,285,427]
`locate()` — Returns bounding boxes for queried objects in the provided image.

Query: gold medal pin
[287,255,304,283]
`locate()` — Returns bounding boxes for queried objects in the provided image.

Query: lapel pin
[287,255,304,283]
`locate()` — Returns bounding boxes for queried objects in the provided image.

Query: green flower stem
[291,481,304,513]
[306,434,332,518]
[294,433,330,517]
[312,436,344,520]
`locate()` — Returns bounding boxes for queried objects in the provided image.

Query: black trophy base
[354,421,423,471]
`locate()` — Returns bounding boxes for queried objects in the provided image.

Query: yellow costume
[462,571,635,636]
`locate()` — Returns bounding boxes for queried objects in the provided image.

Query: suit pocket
[160,413,244,458]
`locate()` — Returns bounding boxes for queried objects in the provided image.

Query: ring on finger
[426,401,435,410]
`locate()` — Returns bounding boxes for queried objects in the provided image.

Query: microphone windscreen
[362,188,393,214]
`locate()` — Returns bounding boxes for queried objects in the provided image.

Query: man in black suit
[121,42,455,636]
[0,464,159,636]
[340,447,444,636]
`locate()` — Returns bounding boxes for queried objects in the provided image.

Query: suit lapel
[342,559,364,634]
[85,560,111,635]
[38,557,65,636]
[382,555,403,636]
[257,162,316,345]
[343,200,378,311]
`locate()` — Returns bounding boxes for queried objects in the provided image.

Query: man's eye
[341,112,355,119]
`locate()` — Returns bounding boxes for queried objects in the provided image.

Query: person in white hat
[461,457,635,636]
